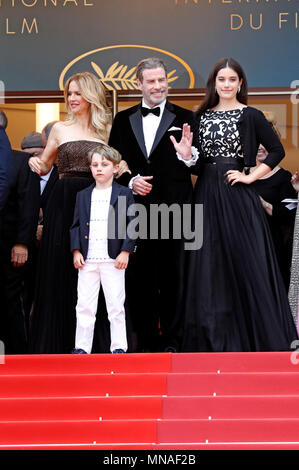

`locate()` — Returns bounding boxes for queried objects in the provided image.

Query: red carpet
[0,352,298,449]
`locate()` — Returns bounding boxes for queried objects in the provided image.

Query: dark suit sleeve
[15,157,39,247]
[109,113,135,187]
[254,110,285,169]
[69,193,81,253]
[0,126,12,212]
[120,189,136,254]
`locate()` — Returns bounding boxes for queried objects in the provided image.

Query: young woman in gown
[171,58,298,352]
[28,72,112,353]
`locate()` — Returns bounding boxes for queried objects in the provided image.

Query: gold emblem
[90,61,179,91]
[59,45,195,90]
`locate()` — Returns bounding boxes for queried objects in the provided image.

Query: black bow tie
[141,106,161,117]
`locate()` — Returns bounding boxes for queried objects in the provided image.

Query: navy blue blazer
[0,126,12,212]
[70,181,136,260]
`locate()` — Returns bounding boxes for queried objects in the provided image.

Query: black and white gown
[182,109,298,352]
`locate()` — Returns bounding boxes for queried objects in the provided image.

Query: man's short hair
[136,57,168,83]
[87,144,121,165]
[0,110,8,129]
[42,121,58,142]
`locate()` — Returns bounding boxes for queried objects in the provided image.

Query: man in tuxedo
[0,124,57,353]
[109,57,197,352]
[0,111,12,213]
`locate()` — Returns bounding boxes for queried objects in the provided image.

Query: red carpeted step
[171,352,298,373]
[0,396,162,421]
[2,353,171,375]
[162,396,299,419]
[0,373,167,398]
[167,372,299,396]
[154,443,299,450]
[0,444,154,450]
[0,419,157,446]
[157,418,299,444]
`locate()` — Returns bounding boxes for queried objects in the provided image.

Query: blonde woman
[28,72,112,354]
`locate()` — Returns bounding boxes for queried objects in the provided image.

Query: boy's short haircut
[87,144,122,165]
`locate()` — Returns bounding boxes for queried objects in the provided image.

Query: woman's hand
[170,123,193,160]
[28,156,42,175]
[291,171,299,193]
[226,170,253,186]
[115,160,131,178]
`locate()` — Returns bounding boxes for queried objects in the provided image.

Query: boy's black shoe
[72,348,87,354]
[112,349,125,354]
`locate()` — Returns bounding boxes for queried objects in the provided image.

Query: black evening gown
[251,168,296,289]
[29,141,112,354]
[182,110,298,352]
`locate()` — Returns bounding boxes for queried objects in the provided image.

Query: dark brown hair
[197,58,248,117]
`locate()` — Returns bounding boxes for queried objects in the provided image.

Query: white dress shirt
[86,186,114,263]
[40,167,54,194]
[129,99,166,192]
[141,98,166,157]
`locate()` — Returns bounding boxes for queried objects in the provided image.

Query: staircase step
[0,419,157,446]
[0,396,162,421]
[157,418,299,444]
[0,373,167,398]
[162,395,299,419]
[167,372,299,396]
[154,443,299,450]
[172,352,298,372]
[2,353,171,374]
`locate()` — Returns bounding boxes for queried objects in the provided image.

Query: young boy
[70,144,136,354]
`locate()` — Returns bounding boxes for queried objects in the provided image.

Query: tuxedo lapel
[129,106,147,159]
[149,101,175,157]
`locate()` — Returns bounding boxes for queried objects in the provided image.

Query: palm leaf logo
[91,61,179,90]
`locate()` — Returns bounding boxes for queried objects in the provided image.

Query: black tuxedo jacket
[70,181,136,260]
[1,152,58,248]
[1,151,36,247]
[0,126,12,213]
[109,100,198,207]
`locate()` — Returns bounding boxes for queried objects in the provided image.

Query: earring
[215,87,218,94]
[238,85,241,93]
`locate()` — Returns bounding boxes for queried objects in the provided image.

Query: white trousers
[75,261,128,353]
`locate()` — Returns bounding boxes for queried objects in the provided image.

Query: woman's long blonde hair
[64,72,111,142]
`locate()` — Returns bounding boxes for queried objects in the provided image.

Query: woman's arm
[255,110,285,169]
[28,124,60,175]
[227,162,272,186]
